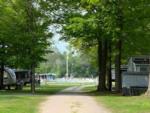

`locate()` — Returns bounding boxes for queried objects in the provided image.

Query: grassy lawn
[0,83,73,113]
[84,85,150,113]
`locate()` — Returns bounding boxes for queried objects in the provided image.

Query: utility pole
[66,51,69,79]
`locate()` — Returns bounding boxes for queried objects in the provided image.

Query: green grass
[84,85,150,113]
[0,96,42,113]
[0,83,73,113]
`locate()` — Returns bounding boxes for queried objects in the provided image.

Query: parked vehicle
[3,67,16,87]
[14,70,31,86]
[3,67,31,90]
[122,56,150,95]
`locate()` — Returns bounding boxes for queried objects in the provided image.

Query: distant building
[38,73,56,81]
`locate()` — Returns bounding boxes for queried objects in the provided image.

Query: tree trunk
[107,42,112,91]
[145,72,150,96]
[31,65,35,94]
[145,58,150,96]
[0,43,4,90]
[115,0,123,93]
[103,40,107,90]
[0,63,4,90]
[97,39,103,91]
[97,39,107,91]
[115,39,122,93]
[25,0,36,94]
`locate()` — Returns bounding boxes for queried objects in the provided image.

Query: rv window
[140,67,148,72]
[4,71,8,79]
[134,58,150,64]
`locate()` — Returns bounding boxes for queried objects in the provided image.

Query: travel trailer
[122,56,150,95]
[3,67,31,89]
[3,67,16,87]
[14,69,31,86]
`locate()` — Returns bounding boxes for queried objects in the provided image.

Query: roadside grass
[0,95,42,113]
[0,83,73,113]
[84,85,150,113]
[0,82,79,95]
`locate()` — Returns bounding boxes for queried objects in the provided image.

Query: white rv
[3,67,16,87]
[0,67,32,90]
[3,67,25,90]
[122,56,150,95]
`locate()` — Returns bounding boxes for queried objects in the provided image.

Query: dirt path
[39,86,111,113]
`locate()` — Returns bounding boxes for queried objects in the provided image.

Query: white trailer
[3,67,24,90]
[3,67,16,86]
[122,56,150,95]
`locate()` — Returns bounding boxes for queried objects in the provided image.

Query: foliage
[0,0,52,69]
[0,0,150,92]
[56,0,150,91]
[37,47,97,78]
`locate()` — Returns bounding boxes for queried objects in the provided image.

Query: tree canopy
[0,0,149,93]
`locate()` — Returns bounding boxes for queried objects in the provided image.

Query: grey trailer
[3,67,24,90]
[14,70,31,85]
[122,56,150,95]
[3,67,16,86]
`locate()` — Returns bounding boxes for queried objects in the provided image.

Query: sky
[52,33,69,53]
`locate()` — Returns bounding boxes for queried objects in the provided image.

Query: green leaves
[0,0,53,69]
[59,0,150,67]
[81,0,100,4]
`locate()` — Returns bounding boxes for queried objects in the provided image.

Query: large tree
[58,0,150,92]
[0,0,52,92]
